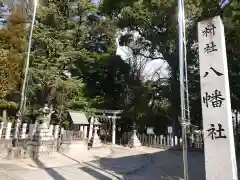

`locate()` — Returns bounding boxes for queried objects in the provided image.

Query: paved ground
[13,163,121,180]
[124,149,206,180]
[0,146,149,180]
[2,145,238,180]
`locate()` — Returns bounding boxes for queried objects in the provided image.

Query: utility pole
[13,0,38,147]
[177,0,190,180]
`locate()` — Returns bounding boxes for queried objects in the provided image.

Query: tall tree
[101,0,240,134]
[0,6,27,109]
[25,0,124,127]
[25,0,91,124]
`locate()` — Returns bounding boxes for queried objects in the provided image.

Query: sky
[116,46,169,80]
[115,31,169,81]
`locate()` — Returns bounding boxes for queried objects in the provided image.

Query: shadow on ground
[79,166,112,180]
[15,148,240,180]
[87,148,206,180]
[30,153,122,180]
[31,157,67,180]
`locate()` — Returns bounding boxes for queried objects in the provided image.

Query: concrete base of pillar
[128,130,141,148]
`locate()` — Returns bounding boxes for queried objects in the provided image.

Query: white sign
[167,126,172,134]
[198,16,238,180]
[147,127,154,134]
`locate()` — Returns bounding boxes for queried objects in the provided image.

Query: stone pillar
[88,117,94,141]
[5,122,12,139]
[128,129,141,148]
[13,121,20,139]
[83,125,88,138]
[80,125,84,132]
[49,125,54,136]
[2,110,7,123]
[29,123,38,140]
[112,117,116,145]
[171,136,174,146]
[60,128,64,135]
[20,123,27,139]
[160,135,163,145]
[0,121,4,138]
[28,124,34,139]
[54,125,59,139]
[175,136,178,146]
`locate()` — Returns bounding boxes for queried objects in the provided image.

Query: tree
[25,0,125,127]
[101,0,198,135]
[101,0,240,134]
[25,0,91,125]
[0,6,27,110]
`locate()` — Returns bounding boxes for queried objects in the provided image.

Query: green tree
[101,0,240,134]
[25,0,91,125]
[0,7,27,110]
[25,0,125,127]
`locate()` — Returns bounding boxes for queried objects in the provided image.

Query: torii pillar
[112,115,116,145]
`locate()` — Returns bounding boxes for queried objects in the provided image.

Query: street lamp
[13,0,38,147]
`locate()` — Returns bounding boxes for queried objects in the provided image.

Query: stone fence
[0,122,61,140]
[121,132,204,150]
[0,122,68,159]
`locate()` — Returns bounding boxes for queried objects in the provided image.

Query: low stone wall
[0,122,90,159]
[0,139,12,156]
[27,140,57,159]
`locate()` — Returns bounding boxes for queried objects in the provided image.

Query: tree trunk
[168,56,181,137]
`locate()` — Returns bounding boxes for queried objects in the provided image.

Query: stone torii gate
[92,109,122,145]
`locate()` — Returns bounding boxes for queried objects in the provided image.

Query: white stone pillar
[156,136,160,145]
[0,121,4,138]
[20,123,27,139]
[198,16,238,180]
[88,117,94,141]
[2,110,7,122]
[5,122,12,139]
[160,135,163,145]
[167,136,170,146]
[60,128,65,135]
[54,125,59,139]
[163,136,166,146]
[28,124,34,139]
[80,125,84,132]
[13,121,20,139]
[179,137,182,146]
[49,124,54,136]
[83,125,88,138]
[171,136,174,146]
[175,136,178,146]
[112,116,116,145]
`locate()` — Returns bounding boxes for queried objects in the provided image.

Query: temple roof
[68,111,89,125]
